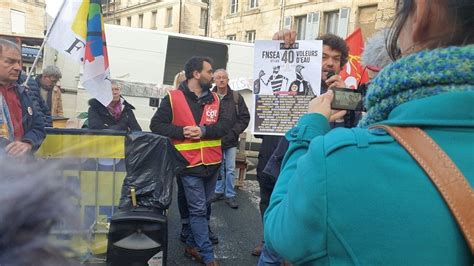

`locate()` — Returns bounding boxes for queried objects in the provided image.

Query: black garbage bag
[119,132,188,210]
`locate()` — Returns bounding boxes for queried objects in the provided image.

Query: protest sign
[252,40,323,135]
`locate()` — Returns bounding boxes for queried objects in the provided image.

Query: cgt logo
[205,107,218,123]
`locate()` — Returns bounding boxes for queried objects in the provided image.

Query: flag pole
[23,0,68,86]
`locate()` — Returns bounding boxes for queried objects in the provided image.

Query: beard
[199,78,212,90]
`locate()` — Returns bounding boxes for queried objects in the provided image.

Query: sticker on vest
[204,106,218,123]
[27,106,33,115]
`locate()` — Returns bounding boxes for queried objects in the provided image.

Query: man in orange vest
[150,56,230,266]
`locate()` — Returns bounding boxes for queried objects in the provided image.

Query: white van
[56,24,255,130]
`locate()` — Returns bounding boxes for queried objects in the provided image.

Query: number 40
[281,50,295,63]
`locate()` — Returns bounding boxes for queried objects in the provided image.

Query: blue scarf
[0,94,14,141]
[358,45,474,128]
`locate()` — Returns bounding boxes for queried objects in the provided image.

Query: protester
[36,65,64,117]
[173,69,220,244]
[21,65,63,128]
[253,33,351,260]
[88,81,141,131]
[313,33,348,94]
[150,56,230,266]
[209,69,250,209]
[264,0,474,264]
[0,39,45,157]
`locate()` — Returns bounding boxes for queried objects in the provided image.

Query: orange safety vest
[169,90,222,167]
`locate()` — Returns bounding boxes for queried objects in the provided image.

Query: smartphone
[330,88,364,111]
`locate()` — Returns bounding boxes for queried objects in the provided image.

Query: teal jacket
[264,92,474,265]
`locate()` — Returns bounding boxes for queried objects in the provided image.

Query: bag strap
[232,91,240,116]
[372,125,474,253]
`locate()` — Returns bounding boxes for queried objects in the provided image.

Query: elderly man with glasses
[36,66,63,118]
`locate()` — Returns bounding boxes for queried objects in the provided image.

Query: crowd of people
[0,0,472,264]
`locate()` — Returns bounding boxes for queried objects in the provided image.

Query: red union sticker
[205,106,218,123]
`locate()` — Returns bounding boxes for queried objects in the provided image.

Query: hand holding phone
[308,90,347,122]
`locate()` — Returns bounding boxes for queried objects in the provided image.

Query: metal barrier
[37,128,128,257]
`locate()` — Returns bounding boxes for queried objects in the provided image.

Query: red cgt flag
[339,28,369,89]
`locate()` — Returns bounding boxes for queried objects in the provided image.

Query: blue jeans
[215,147,237,198]
[181,174,217,263]
[176,176,211,224]
[257,244,284,266]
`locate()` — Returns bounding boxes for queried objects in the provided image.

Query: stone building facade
[209,0,395,43]
[0,0,46,74]
[103,0,211,36]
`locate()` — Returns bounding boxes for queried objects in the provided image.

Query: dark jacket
[262,137,289,179]
[211,85,250,149]
[88,98,142,131]
[16,73,52,127]
[8,84,46,151]
[150,81,231,177]
[254,135,283,189]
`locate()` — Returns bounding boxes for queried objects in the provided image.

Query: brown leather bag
[371,125,474,254]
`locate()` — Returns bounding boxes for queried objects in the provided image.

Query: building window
[138,14,143,28]
[283,16,292,30]
[10,10,26,34]
[324,11,339,35]
[227,34,236,41]
[306,12,320,40]
[295,15,307,40]
[230,0,239,14]
[357,5,377,41]
[127,16,131,27]
[249,0,258,9]
[246,30,256,43]
[151,11,157,29]
[166,8,173,27]
[200,8,208,29]
[116,19,121,25]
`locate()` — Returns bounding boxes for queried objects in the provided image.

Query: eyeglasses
[46,76,59,85]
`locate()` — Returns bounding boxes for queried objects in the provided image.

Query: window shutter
[305,12,320,40]
[337,7,350,38]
